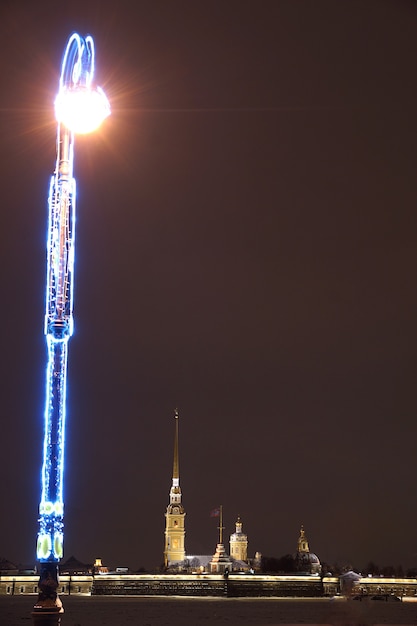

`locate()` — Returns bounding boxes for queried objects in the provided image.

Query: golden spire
[164,409,186,568]
[173,408,179,480]
[169,409,182,503]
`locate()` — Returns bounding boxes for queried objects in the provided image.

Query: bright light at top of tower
[55,86,110,134]
[54,32,110,134]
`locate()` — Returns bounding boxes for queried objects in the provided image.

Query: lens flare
[55,86,110,134]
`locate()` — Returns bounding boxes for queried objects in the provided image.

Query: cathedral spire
[164,409,186,568]
[170,409,181,501]
[173,408,179,481]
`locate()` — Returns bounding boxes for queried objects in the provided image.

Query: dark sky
[0,0,416,573]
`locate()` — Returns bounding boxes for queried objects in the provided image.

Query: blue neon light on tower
[34,33,109,611]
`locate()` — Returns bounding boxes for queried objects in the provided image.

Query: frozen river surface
[1,595,417,626]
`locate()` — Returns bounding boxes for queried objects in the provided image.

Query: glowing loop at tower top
[54,33,110,134]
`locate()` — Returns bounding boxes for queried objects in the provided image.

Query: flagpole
[219,505,223,544]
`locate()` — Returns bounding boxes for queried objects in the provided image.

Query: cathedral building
[162,413,251,573]
[162,416,319,577]
[294,525,321,575]
[163,410,186,569]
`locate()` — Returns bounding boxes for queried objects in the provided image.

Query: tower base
[32,563,64,625]
[32,607,63,626]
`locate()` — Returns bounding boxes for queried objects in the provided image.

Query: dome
[295,550,322,574]
[295,526,322,575]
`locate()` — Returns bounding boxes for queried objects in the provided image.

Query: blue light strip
[37,129,76,562]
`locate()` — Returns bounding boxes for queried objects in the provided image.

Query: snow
[1,595,416,625]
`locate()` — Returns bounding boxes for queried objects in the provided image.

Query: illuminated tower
[297,525,310,553]
[164,410,186,568]
[229,516,248,563]
[295,525,322,574]
[33,33,109,614]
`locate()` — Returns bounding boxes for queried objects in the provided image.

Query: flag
[210,508,220,518]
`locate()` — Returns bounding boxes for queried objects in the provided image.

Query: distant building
[294,525,321,575]
[162,416,256,574]
[209,506,232,574]
[184,555,213,572]
[0,558,18,575]
[60,555,92,575]
[185,516,250,574]
[92,558,108,575]
[163,410,186,569]
[210,542,232,574]
[229,516,250,571]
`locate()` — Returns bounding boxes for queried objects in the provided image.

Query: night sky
[0,0,416,573]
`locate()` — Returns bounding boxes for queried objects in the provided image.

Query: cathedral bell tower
[295,525,322,575]
[164,409,186,568]
[229,516,248,563]
[298,525,310,553]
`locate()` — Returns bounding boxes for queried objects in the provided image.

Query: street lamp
[33,33,110,620]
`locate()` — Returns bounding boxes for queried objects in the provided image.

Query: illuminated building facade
[164,410,186,568]
[229,516,248,563]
